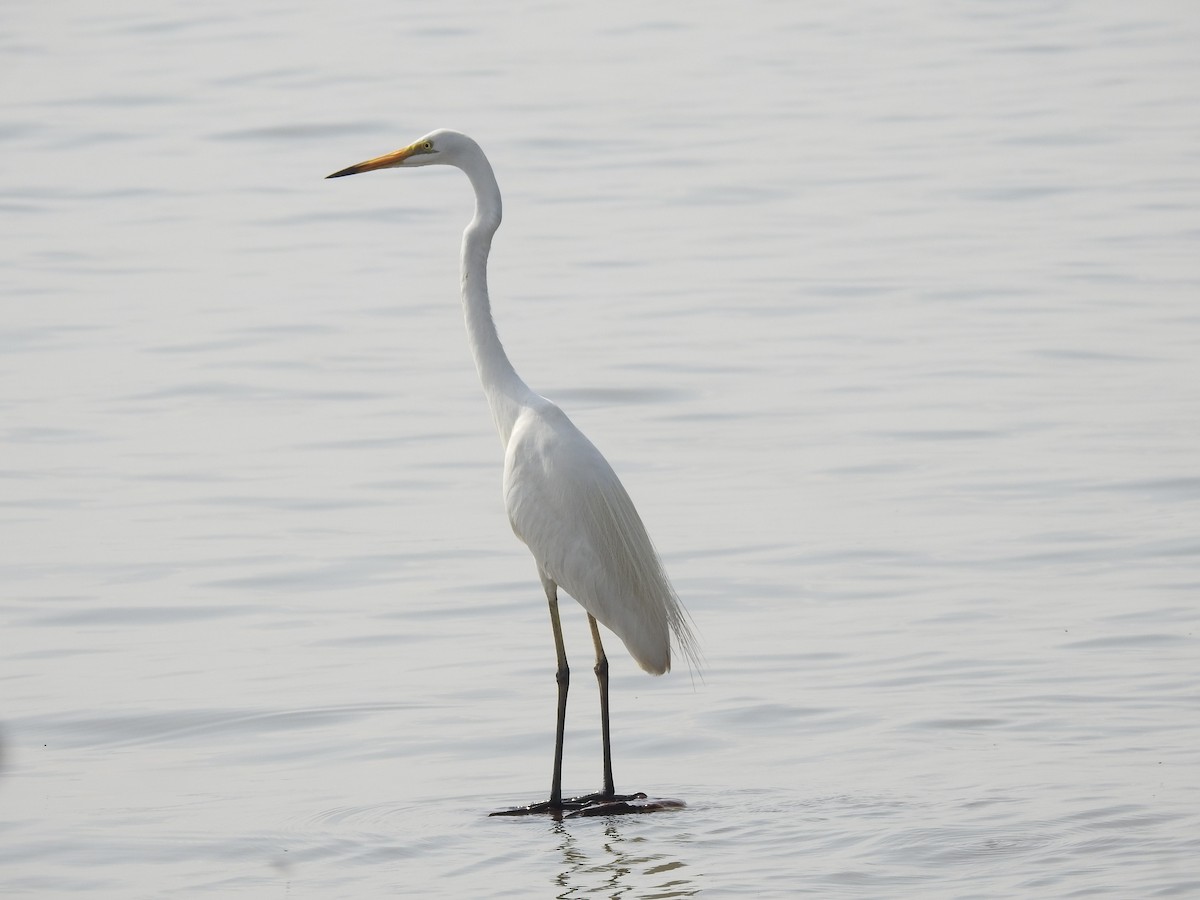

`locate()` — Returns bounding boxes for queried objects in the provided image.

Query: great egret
[327,130,699,815]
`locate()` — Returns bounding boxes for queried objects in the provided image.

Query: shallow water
[3,1,1199,896]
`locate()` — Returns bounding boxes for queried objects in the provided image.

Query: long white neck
[458,150,536,446]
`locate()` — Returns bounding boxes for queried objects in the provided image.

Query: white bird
[327,130,699,815]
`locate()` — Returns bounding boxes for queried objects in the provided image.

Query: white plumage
[504,399,694,675]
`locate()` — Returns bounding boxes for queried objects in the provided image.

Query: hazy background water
[3,1,1199,896]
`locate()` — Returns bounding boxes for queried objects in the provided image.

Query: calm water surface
[3,1,1199,896]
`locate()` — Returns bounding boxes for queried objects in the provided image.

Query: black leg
[490,571,570,817]
[588,614,615,797]
[489,581,657,817]
[545,577,569,807]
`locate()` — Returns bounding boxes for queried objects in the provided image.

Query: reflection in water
[551,818,700,899]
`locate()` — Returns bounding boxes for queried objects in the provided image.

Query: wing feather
[503,401,699,675]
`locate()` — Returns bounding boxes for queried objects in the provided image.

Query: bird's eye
[422,141,434,151]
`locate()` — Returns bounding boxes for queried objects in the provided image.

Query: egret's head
[326,129,476,178]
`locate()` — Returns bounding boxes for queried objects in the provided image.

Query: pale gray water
[3,1,1199,896]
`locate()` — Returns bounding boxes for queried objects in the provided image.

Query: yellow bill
[326,140,431,179]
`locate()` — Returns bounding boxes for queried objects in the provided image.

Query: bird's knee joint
[556,665,570,686]
[594,656,608,678]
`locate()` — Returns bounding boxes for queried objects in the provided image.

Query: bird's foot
[489,790,643,817]
[489,791,685,818]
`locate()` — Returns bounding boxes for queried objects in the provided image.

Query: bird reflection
[549,818,700,898]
